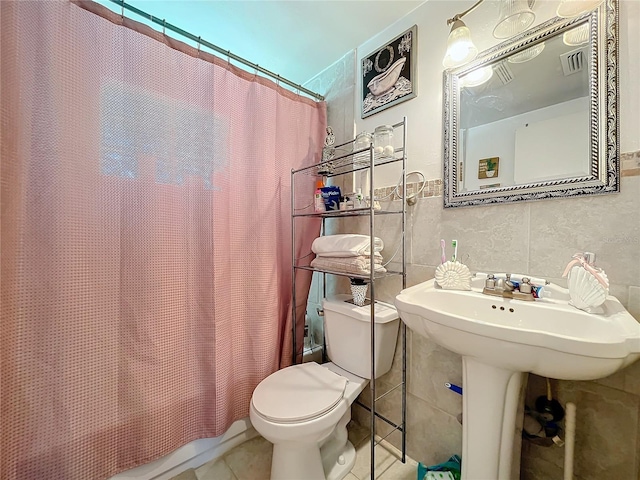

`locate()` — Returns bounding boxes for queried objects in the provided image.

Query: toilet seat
[252,362,347,423]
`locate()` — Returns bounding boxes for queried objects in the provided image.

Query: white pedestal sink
[395,275,640,480]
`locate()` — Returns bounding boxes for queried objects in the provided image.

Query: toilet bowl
[250,295,399,480]
[250,362,367,480]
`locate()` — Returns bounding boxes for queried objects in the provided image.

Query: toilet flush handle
[317,308,324,317]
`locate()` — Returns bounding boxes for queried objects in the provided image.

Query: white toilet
[250,294,400,480]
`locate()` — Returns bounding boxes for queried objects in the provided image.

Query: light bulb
[443,20,478,68]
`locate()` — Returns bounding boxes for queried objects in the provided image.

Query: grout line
[375,434,415,464]
[525,202,531,274]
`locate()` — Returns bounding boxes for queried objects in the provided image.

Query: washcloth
[310,256,386,275]
[423,473,455,480]
[311,234,384,257]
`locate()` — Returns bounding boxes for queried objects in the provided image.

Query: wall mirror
[443,0,618,208]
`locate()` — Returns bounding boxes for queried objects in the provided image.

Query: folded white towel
[311,234,384,257]
[310,256,386,275]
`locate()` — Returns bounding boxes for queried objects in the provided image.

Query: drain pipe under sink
[564,402,576,480]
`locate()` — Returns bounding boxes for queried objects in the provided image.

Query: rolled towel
[310,256,386,275]
[311,234,384,257]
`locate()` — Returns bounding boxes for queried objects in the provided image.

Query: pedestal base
[461,357,527,480]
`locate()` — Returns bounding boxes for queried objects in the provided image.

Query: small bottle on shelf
[314,179,325,212]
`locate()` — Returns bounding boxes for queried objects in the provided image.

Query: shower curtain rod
[106,0,325,101]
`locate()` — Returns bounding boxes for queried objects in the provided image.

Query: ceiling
[95,0,425,87]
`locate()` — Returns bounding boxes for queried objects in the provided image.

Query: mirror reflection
[458,23,590,192]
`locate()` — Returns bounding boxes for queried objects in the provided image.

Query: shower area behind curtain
[0,2,325,479]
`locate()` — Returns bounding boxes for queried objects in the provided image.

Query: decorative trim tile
[374,179,443,200]
[621,150,640,177]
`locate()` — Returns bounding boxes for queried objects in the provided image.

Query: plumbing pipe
[445,382,463,395]
[564,402,577,480]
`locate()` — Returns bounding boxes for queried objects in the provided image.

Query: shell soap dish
[567,266,609,313]
[435,261,472,290]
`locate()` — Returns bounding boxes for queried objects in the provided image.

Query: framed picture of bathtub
[361,25,417,118]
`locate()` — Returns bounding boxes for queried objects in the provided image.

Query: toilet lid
[252,362,347,423]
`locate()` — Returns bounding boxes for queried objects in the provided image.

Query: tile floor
[173,421,418,480]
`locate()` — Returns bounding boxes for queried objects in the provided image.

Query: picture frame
[478,157,500,179]
[361,25,417,118]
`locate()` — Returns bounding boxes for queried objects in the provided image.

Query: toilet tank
[322,294,399,379]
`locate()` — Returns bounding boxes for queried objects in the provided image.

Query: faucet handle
[485,274,496,289]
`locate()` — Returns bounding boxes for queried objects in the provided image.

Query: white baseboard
[110,418,258,480]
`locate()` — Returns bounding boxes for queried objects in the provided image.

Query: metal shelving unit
[291,117,408,478]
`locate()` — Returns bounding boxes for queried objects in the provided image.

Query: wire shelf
[292,208,404,218]
[291,117,408,477]
[292,148,405,177]
[293,265,404,280]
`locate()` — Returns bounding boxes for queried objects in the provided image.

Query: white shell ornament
[435,261,472,290]
[567,266,609,312]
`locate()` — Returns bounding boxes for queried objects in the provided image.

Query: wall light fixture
[557,0,605,18]
[442,0,485,68]
[493,0,536,39]
[443,0,538,68]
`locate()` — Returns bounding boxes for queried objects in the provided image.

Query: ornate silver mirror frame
[443,0,618,208]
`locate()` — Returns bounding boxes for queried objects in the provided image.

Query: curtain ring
[162,19,166,35]
[227,50,231,65]
[121,2,124,18]
[276,74,280,87]
[197,36,201,52]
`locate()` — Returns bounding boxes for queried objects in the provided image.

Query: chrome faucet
[483,273,535,301]
[493,273,514,292]
[495,273,516,292]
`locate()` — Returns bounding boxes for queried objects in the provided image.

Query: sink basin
[395,274,640,480]
[395,276,640,380]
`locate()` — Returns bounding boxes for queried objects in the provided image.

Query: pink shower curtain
[0,2,325,478]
